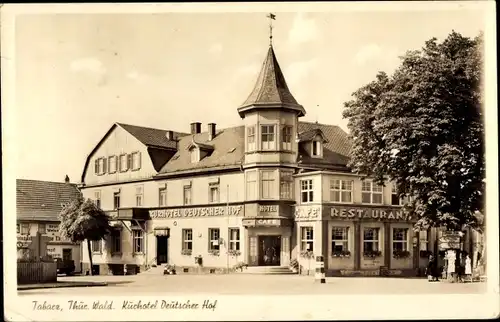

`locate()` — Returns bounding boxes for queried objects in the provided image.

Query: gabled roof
[17,179,81,222]
[238,45,306,118]
[298,128,329,143]
[117,123,187,149]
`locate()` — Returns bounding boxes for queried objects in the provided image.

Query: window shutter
[94,159,99,174]
[127,154,132,170]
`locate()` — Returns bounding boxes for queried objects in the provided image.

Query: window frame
[392,228,409,252]
[135,186,143,207]
[91,239,102,253]
[281,125,292,151]
[300,226,314,252]
[246,171,257,200]
[182,229,193,251]
[20,223,29,235]
[159,187,167,207]
[131,151,141,171]
[209,183,220,203]
[108,155,118,174]
[260,124,276,150]
[208,228,220,251]
[183,185,192,205]
[300,179,314,203]
[331,226,349,253]
[38,223,46,234]
[119,154,129,172]
[280,170,293,199]
[330,179,353,203]
[132,229,144,254]
[247,126,256,152]
[229,228,240,251]
[361,180,383,205]
[94,190,101,209]
[110,229,121,254]
[311,140,322,157]
[190,148,199,163]
[363,227,380,252]
[261,170,276,199]
[113,191,120,210]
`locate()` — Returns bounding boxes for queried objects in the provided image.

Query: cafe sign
[294,206,321,221]
[150,205,243,219]
[243,218,289,227]
[330,207,413,221]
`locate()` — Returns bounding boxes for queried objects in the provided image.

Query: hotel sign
[150,205,243,219]
[330,207,413,221]
[259,205,278,212]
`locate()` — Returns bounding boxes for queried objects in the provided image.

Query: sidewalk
[18,280,108,291]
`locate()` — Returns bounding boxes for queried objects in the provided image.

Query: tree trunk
[87,239,94,276]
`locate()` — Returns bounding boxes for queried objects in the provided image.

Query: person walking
[427,255,438,282]
[464,254,472,282]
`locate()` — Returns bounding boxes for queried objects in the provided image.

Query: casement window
[94,191,101,209]
[159,188,167,207]
[229,228,240,251]
[261,170,275,199]
[131,152,141,171]
[363,228,380,252]
[113,191,120,210]
[300,179,314,203]
[261,125,276,150]
[183,185,192,205]
[362,181,383,204]
[108,156,118,174]
[38,223,46,234]
[391,185,402,206]
[330,179,353,203]
[16,224,20,234]
[419,230,428,251]
[208,228,220,251]
[281,126,292,151]
[182,229,193,251]
[95,157,107,175]
[132,230,144,253]
[301,227,314,252]
[21,223,29,235]
[246,171,257,200]
[91,240,102,253]
[332,227,349,252]
[135,186,143,207]
[393,228,408,251]
[280,171,293,199]
[209,183,220,203]
[119,154,129,172]
[312,141,322,157]
[110,230,121,253]
[247,126,256,151]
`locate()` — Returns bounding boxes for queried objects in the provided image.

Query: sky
[8,4,488,184]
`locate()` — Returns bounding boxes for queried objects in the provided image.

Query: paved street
[18,274,486,295]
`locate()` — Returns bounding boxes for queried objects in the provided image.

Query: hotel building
[78,41,481,277]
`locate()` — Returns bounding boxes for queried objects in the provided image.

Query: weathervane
[267,13,276,45]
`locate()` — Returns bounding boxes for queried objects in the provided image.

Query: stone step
[236,266,297,275]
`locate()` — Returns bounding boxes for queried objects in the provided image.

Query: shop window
[229,228,240,251]
[113,191,120,209]
[91,240,102,253]
[393,228,408,251]
[261,170,275,199]
[108,155,118,174]
[281,126,292,151]
[246,171,257,200]
[136,186,143,207]
[131,152,141,170]
[182,229,193,251]
[208,228,220,251]
[183,185,192,205]
[363,227,380,252]
[301,227,314,252]
[280,171,293,199]
[300,179,314,203]
[209,183,220,203]
[330,179,353,203]
[133,230,144,253]
[21,223,29,235]
[38,223,46,234]
[94,190,101,209]
[159,187,167,207]
[362,181,383,204]
[332,227,349,252]
[247,126,256,151]
[261,125,276,150]
[110,230,121,254]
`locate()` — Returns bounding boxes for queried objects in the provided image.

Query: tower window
[261,125,276,150]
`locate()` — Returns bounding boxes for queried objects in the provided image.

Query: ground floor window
[91,240,102,253]
[132,230,144,253]
[300,227,314,252]
[363,227,380,252]
[229,228,240,251]
[332,227,349,253]
[209,228,220,251]
[392,228,408,251]
[110,229,121,254]
[182,229,193,250]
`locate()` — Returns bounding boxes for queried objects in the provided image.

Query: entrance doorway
[62,248,72,261]
[156,236,169,265]
[258,235,281,266]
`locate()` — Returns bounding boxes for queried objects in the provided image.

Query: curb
[18,282,108,291]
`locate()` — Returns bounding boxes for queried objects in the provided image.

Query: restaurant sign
[150,205,243,219]
[330,207,413,221]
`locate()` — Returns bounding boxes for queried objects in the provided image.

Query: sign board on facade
[242,218,286,227]
[330,207,412,221]
[259,205,278,212]
[150,205,243,219]
[294,207,321,220]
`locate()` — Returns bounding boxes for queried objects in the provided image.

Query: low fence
[18,262,57,285]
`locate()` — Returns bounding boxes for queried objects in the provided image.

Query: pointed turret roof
[237,45,306,118]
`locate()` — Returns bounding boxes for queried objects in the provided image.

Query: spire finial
[266,13,276,46]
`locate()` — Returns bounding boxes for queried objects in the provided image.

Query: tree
[59,195,112,275]
[343,31,484,232]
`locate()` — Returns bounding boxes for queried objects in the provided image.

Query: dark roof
[117,123,188,149]
[156,121,352,175]
[187,141,215,152]
[238,46,306,117]
[298,128,328,143]
[17,179,81,222]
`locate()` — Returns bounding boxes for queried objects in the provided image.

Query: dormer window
[190,148,199,163]
[312,140,322,157]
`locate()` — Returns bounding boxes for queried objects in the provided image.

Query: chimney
[190,122,202,135]
[165,130,174,140]
[64,175,70,183]
[208,123,216,141]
